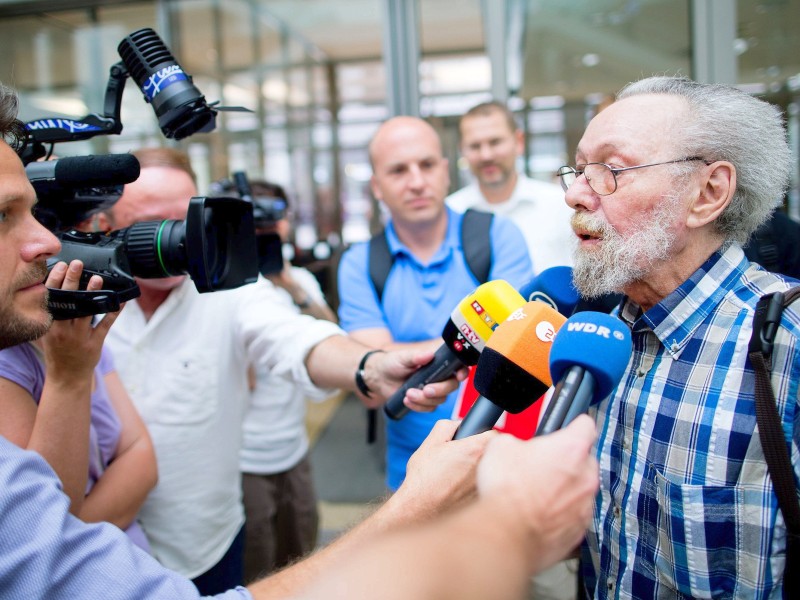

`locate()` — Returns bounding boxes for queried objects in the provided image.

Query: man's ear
[687,161,736,229]
[369,175,383,202]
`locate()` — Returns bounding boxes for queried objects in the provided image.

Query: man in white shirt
[98,147,460,596]
[447,101,574,273]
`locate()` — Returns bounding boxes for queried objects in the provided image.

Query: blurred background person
[217,177,340,582]
[447,100,574,274]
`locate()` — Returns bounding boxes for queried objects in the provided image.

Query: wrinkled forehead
[578,94,688,161]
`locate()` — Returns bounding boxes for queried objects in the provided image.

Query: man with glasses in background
[559,75,800,599]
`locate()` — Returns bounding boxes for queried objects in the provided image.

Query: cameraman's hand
[41,260,120,384]
[361,348,467,411]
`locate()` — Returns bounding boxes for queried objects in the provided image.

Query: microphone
[518,266,580,316]
[383,280,526,421]
[453,301,566,439]
[536,311,632,436]
[25,154,141,192]
[118,28,219,140]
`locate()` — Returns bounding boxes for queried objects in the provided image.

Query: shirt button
[607,580,615,592]
[613,506,621,518]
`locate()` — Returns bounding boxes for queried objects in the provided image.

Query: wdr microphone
[454,301,566,439]
[536,311,632,436]
[518,266,579,316]
[384,280,525,420]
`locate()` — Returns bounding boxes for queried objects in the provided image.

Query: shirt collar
[385,206,460,267]
[619,244,748,357]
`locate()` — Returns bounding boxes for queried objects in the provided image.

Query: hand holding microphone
[384,280,525,420]
[453,301,566,439]
[536,311,632,436]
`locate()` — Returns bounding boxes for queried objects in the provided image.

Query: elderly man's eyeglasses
[556,157,709,196]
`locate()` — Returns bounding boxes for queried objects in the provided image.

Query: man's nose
[564,175,601,212]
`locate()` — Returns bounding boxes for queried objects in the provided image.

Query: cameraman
[93,147,461,595]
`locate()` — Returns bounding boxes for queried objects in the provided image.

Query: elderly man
[337,115,533,491]
[447,101,574,273]
[559,76,798,598]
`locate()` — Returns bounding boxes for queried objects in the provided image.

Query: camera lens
[123,219,188,278]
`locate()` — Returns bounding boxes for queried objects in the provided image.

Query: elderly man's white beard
[571,197,682,298]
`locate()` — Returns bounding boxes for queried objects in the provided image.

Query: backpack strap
[368,227,393,304]
[368,209,495,302]
[460,208,494,285]
[748,286,800,599]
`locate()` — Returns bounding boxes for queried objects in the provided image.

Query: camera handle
[47,287,131,321]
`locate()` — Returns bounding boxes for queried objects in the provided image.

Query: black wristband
[355,349,385,398]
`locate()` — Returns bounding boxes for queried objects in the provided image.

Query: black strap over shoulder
[748,286,800,600]
[460,208,494,285]
[368,226,393,304]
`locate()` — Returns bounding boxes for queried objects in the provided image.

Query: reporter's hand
[477,415,599,574]
[362,348,468,411]
[392,419,496,520]
[41,260,120,384]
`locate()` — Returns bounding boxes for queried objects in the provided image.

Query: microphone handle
[452,396,504,440]
[537,366,587,436]
[383,344,462,421]
[561,372,596,427]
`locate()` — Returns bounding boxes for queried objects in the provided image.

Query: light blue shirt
[338,207,533,489]
[0,435,251,600]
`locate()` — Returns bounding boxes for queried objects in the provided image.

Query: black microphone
[453,301,566,439]
[536,311,632,436]
[25,154,141,192]
[118,28,218,140]
[384,280,525,420]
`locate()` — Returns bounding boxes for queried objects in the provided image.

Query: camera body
[20,28,260,319]
[46,196,258,319]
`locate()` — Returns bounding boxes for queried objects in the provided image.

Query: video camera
[20,28,259,320]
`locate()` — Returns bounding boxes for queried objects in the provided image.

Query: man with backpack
[337,116,533,491]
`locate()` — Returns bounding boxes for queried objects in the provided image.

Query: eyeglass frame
[556,157,711,196]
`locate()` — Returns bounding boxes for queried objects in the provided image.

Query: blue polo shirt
[338,207,533,489]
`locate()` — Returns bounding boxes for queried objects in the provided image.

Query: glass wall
[1,0,799,243]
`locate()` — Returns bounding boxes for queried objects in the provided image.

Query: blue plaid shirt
[582,244,800,599]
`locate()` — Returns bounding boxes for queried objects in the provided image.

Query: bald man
[337,116,533,490]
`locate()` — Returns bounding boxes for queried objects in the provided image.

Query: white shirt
[240,267,336,475]
[106,277,343,578]
[447,174,575,273]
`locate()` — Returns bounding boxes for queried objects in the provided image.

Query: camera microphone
[25,154,140,192]
[118,28,219,140]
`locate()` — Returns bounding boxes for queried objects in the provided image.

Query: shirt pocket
[653,469,775,599]
[147,348,219,426]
